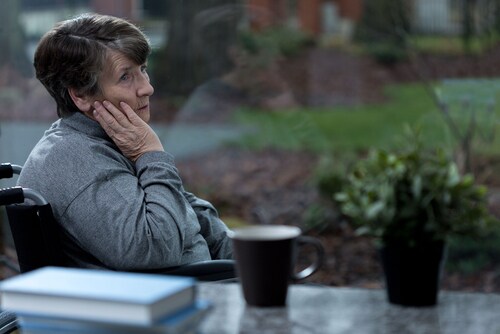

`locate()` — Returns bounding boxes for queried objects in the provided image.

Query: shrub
[334,128,497,247]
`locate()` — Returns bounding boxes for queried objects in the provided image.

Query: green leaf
[412,174,422,199]
[446,163,460,187]
[365,201,385,220]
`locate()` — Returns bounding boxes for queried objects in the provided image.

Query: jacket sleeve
[62,151,209,270]
[183,190,233,260]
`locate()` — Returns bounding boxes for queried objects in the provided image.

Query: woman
[18,13,233,270]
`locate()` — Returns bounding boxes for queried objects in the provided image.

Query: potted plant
[334,129,496,306]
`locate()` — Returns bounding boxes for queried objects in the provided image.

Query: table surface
[198,282,500,334]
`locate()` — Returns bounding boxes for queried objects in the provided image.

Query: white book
[17,300,213,334]
[0,267,196,326]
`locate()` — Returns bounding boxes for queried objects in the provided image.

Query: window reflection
[1,0,500,292]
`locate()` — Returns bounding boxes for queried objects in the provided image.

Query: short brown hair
[34,13,151,118]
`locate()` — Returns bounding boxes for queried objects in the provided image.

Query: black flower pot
[379,241,446,307]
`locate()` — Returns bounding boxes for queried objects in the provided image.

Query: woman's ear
[68,87,93,113]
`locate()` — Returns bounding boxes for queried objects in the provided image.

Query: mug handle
[292,235,325,281]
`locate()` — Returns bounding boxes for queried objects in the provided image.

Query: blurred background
[1,0,500,291]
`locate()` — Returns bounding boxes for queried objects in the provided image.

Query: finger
[93,101,117,121]
[119,101,145,126]
[93,108,117,137]
[101,101,130,127]
[93,101,129,134]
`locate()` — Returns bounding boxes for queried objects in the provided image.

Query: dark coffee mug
[229,225,324,307]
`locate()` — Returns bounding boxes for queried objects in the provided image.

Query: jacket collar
[60,112,109,140]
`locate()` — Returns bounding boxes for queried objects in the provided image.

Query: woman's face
[96,50,154,123]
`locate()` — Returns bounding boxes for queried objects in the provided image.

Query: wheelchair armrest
[137,259,237,282]
[0,187,24,206]
[0,163,22,179]
[0,187,48,206]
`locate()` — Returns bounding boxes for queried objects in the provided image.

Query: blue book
[0,267,196,326]
[17,300,212,334]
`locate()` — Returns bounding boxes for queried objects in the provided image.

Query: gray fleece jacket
[17,112,232,270]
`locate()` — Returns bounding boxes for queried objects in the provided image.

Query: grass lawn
[233,83,500,156]
[408,35,499,55]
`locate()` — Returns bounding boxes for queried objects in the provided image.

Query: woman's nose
[137,74,154,97]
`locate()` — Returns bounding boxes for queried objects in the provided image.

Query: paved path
[153,123,253,159]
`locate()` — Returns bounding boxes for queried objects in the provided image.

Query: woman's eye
[120,73,130,81]
[140,65,148,73]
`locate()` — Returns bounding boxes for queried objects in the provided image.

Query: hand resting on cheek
[93,100,164,162]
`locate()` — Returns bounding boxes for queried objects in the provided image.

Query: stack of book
[0,267,211,334]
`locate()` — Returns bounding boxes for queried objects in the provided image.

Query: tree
[462,0,477,53]
[354,0,411,64]
[0,0,31,76]
[152,0,243,97]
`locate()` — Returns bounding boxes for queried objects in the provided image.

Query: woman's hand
[93,100,164,162]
